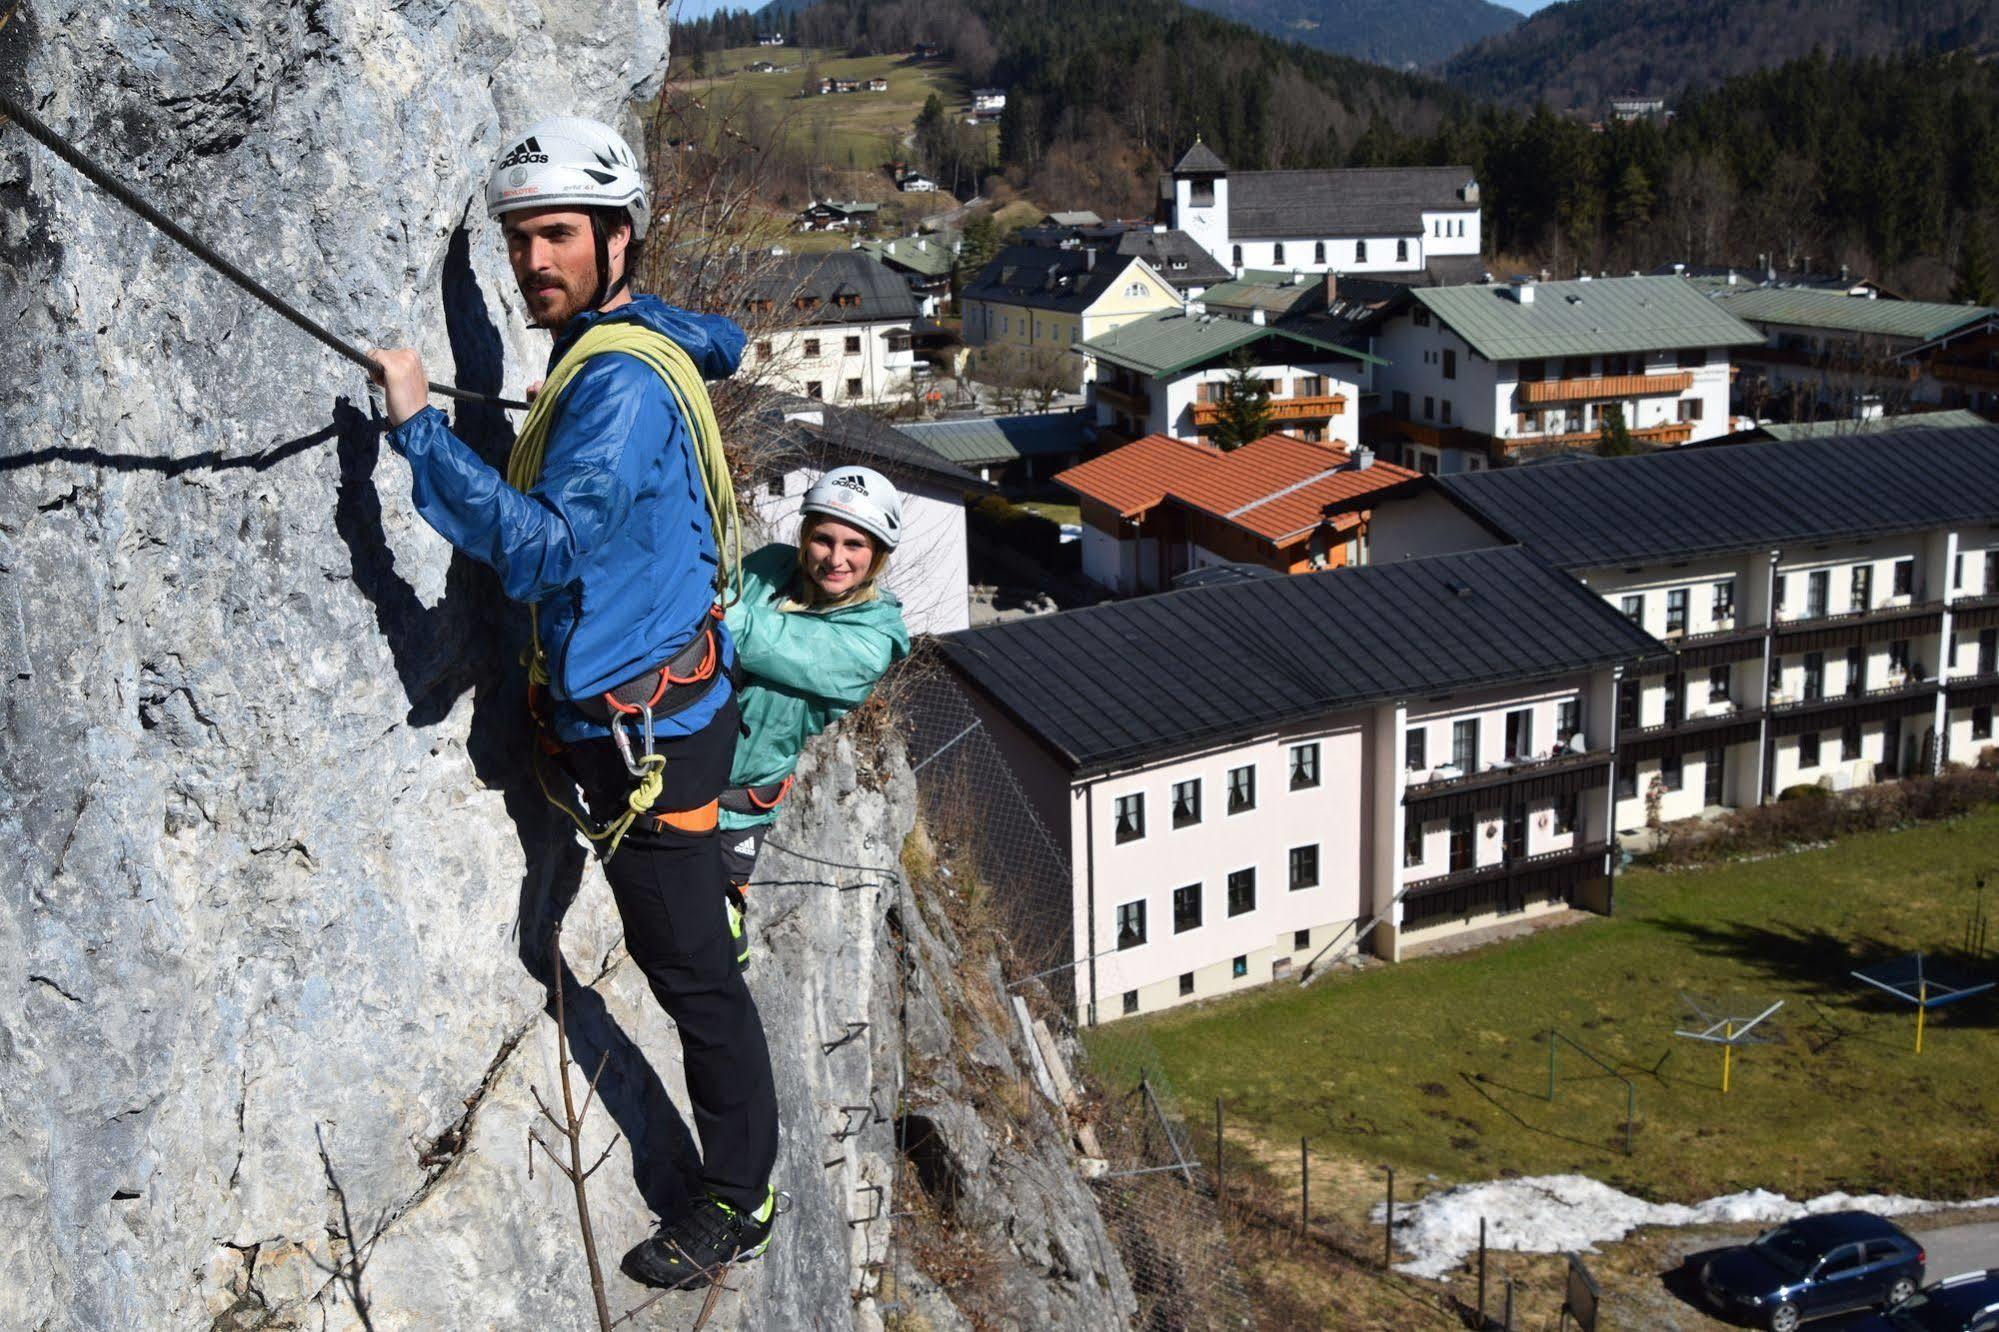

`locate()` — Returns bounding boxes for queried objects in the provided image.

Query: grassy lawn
[1018,500,1080,526]
[676,48,982,172]
[1117,812,1999,1205]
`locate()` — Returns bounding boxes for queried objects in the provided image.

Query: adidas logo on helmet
[495,136,549,171]
[830,473,869,494]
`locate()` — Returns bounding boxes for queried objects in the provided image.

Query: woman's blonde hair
[788,512,892,611]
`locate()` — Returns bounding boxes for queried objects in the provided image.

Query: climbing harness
[511,320,742,862]
[0,87,526,411]
[719,775,794,817]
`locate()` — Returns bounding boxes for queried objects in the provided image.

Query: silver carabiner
[639,701,657,760]
[610,714,646,778]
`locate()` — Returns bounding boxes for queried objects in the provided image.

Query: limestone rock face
[0,6,1135,1329]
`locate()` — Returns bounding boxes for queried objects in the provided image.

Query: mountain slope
[1183,0,1519,69]
[1447,0,1999,109]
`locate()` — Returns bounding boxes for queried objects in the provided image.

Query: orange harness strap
[651,799,720,835]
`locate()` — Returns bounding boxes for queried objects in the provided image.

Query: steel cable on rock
[0,86,528,412]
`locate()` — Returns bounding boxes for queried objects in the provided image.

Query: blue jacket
[388,295,746,741]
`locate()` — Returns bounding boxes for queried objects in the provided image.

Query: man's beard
[522,274,586,328]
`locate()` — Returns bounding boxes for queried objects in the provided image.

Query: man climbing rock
[367,116,779,1290]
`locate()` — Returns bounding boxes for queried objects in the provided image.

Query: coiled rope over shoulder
[510,318,740,860]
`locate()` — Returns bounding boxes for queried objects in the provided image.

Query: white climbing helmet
[801,466,903,551]
[485,116,651,242]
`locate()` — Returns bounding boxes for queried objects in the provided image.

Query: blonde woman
[719,466,912,966]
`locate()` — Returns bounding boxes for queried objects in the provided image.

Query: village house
[1076,304,1381,449]
[1160,139,1485,282]
[1363,275,1761,473]
[867,77,889,92]
[911,42,943,59]
[750,397,986,635]
[970,88,1007,116]
[1056,432,1416,594]
[960,247,1181,389]
[1013,220,1233,298]
[795,199,880,233]
[739,251,920,408]
[756,32,785,46]
[896,170,938,192]
[1708,284,1999,419]
[854,232,959,314]
[1366,426,1999,831]
[935,545,1654,1021]
[897,410,1096,487]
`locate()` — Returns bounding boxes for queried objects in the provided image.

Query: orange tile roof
[1055,432,1417,544]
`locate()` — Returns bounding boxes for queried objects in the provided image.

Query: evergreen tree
[1613,163,1655,239]
[1596,404,1635,457]
[1954,227,1996,306]
[955,213,1002,291]
[1211,350,1273,452]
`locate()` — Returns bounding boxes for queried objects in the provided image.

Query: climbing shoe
[726,883,750,971]
[620,1190,775,1290]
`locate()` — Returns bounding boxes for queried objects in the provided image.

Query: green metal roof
[855,233,957,278]
[1712,286,1997,341]
[1199,275,1319,317]
[897,411,1095,467]
[1413,276,1762,361]
[1755,408,1989,441]
[1079,308,1382,378]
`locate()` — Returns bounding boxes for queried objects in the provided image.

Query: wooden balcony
[1520,371,1694,405]
[1503,421,1695,452]
[1932,361,1999,387]
[1094,382,1149,414]
[1190,393,1348,428]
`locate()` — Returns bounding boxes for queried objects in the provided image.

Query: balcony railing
[1618,702,1765,743]
[1508,421,1696,450]
[1403,745,1605,798]
[1768,676,1936,717]
[1405,839,1611,895]
[1932,362,1999,387]
[1520,371,1695,405]
[1094,383,1149,414]
[1190,393,1348,428]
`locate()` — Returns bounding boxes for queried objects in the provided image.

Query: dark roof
[763,397,989,493]
[1227,166,1478,241]
[741,251,920,327]
[1109,230,1232,291]
[1424,426,1999,570]
[1171,562,1281,590]
[961,246,1156,315]
[1172,140,1228,174]
[939,545,1657,774]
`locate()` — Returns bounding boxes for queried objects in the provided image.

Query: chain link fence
[897,662,1258,1332]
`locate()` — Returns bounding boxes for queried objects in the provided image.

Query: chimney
[1509,276,1536,305]
[1251,307,1266,326]
[1152,223,1167,234]
[916,237,928,252]
[1323,270,1337,307]
[1349,444,1375,471]
[1084,248,1097,272]
[1671,262,1685,276]
[1727,269,1738,286]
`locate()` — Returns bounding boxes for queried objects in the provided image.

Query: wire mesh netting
[898,662,1259,1331]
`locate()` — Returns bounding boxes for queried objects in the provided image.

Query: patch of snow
[1377,1174,1999,1279]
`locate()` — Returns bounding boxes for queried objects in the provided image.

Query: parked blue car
[1848,1268,1999,1331]
[1699,1211,1926,1331]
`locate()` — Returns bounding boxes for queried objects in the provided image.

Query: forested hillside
[1181,0,1518,70]
[689,0,1473,214]
[1373,51,1999,298]
[1446,0,1999,109]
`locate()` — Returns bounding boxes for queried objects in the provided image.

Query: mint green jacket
[721,542,911,831]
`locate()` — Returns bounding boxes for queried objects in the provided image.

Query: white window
[1116,900,1147,950]
[1114,793,1144,843]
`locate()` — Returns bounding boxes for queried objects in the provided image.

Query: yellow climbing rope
[508,319,740,860]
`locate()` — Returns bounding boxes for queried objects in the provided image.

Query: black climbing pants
[565,695,779,1217]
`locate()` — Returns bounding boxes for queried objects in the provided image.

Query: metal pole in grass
[1215,1097,1224,1202]
[1299,1138,1309,1237]
[1503,1277,1515,1331]
[1383,1166,1395,1269]
[1478,1216,1487,1324]
[1547,1027,1556,1101]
